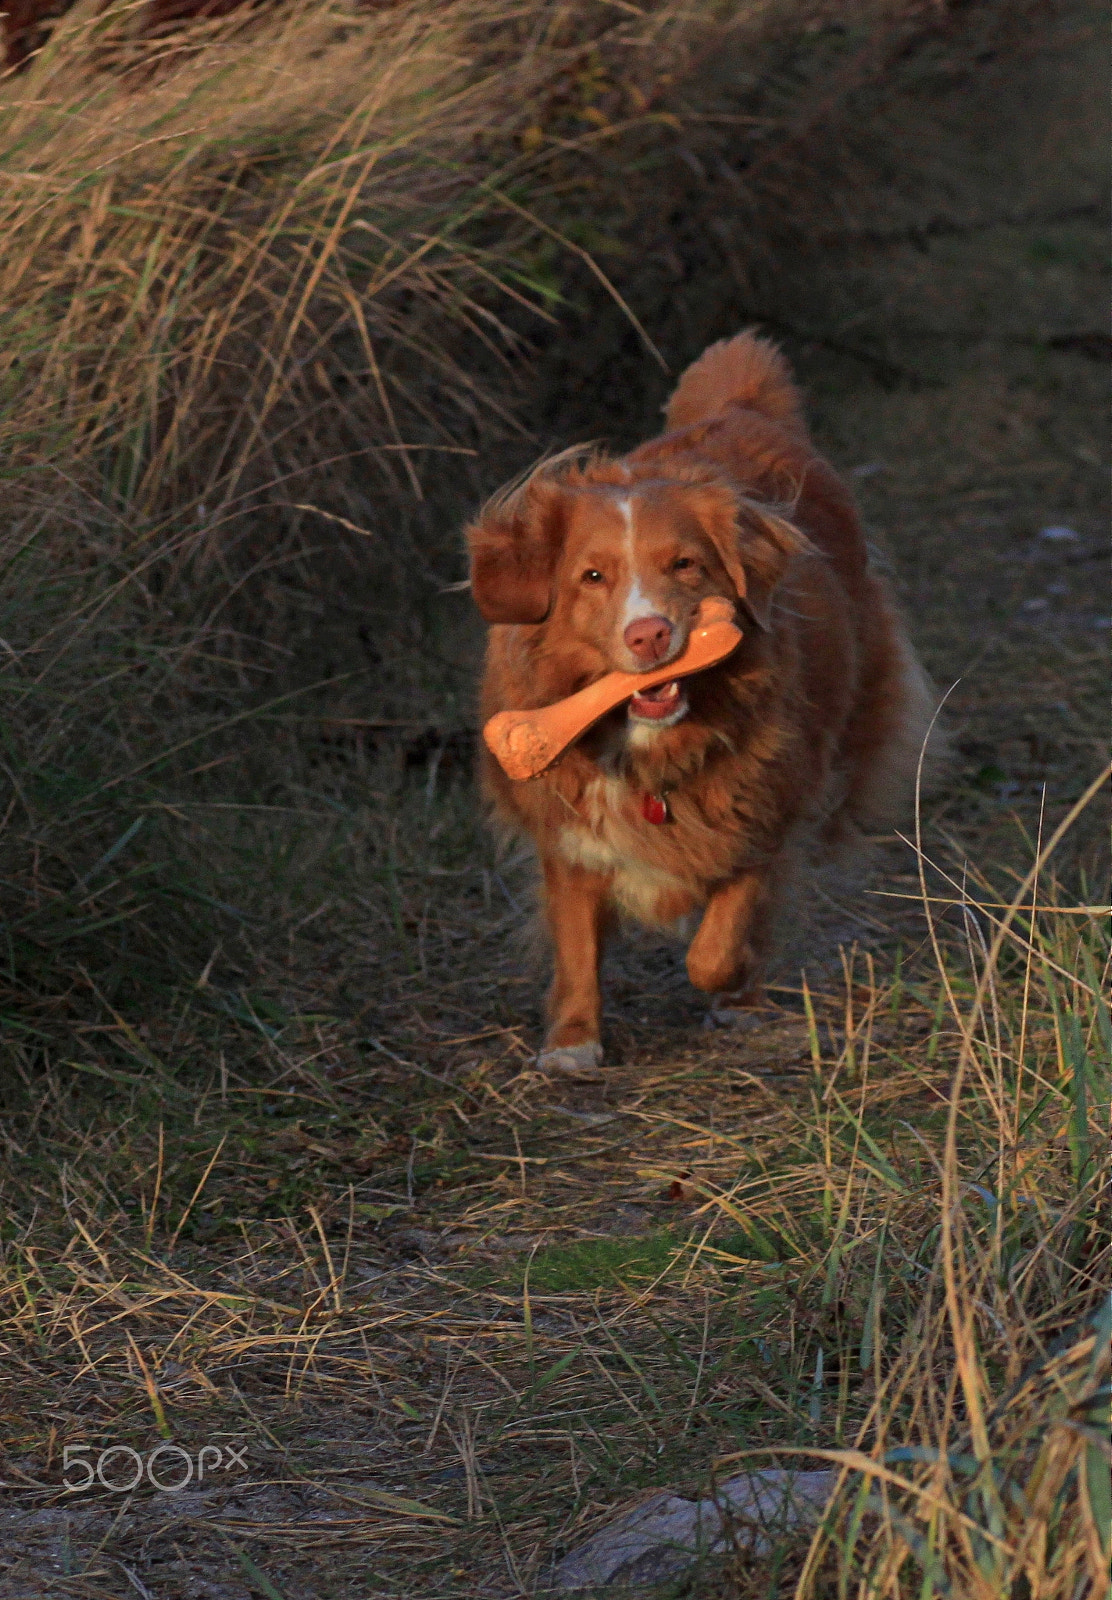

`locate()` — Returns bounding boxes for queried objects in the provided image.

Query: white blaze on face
[617,495,652,627]
[607,488,689,730]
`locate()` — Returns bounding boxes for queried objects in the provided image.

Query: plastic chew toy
[484,596,743,781]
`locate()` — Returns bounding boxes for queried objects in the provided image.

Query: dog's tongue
[628,679,680,720]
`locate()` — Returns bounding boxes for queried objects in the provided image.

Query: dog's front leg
[538,854,613,1078]
[685,866,779,1022]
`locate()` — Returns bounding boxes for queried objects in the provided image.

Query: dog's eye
[672,557,696,571]
[581,568,604,585]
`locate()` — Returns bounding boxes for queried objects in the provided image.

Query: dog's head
[467,459,809,725]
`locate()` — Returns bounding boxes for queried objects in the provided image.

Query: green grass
[509,1231,691,1294]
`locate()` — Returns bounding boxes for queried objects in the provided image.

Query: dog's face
[544,483,735,725]
[468,466,805,725]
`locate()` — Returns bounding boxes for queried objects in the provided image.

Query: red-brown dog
[467,331,936,1075]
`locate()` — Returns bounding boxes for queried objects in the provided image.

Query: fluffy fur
[466,330,937,1068]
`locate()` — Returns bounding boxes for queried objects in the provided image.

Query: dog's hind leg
[537,854,614,1079]
[827,595,945,850]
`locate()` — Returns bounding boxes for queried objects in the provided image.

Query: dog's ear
[688,482,810,631]
[467,472,566,625]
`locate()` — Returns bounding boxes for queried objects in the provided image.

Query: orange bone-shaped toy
[483,596,742,780]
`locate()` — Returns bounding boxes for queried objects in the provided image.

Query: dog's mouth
[627,679,689,726]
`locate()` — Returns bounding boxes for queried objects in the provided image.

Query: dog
[467,330,937,1075]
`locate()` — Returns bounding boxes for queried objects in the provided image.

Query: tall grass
[4,0,548,513]
[2,0,1050,535]
[793,819,1111,1598]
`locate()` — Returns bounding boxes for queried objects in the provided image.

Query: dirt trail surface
[1,20,1108,1600]
[0,1000,962,1600]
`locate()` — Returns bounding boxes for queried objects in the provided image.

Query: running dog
[467,330,936,1075]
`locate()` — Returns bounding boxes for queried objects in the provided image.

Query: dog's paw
[537,1041,605,1081]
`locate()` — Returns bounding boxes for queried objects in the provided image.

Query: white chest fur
[556,777,694,926]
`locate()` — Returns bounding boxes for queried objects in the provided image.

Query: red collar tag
[641,793,670,825]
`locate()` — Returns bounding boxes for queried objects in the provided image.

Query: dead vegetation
[1,847,1108,1597]
[0,0,1108,1596]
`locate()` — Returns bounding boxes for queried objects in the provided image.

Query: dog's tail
[665,329,805,433]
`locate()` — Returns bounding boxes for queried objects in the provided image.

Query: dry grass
[1,841,1107,1596]
[0,0,1108,1595]
[4,0,914,514]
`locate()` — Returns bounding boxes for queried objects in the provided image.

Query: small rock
[550,1467,835,1590]
[1039,525,1080,542]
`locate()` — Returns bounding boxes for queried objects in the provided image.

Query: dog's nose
[623,615,673,664]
